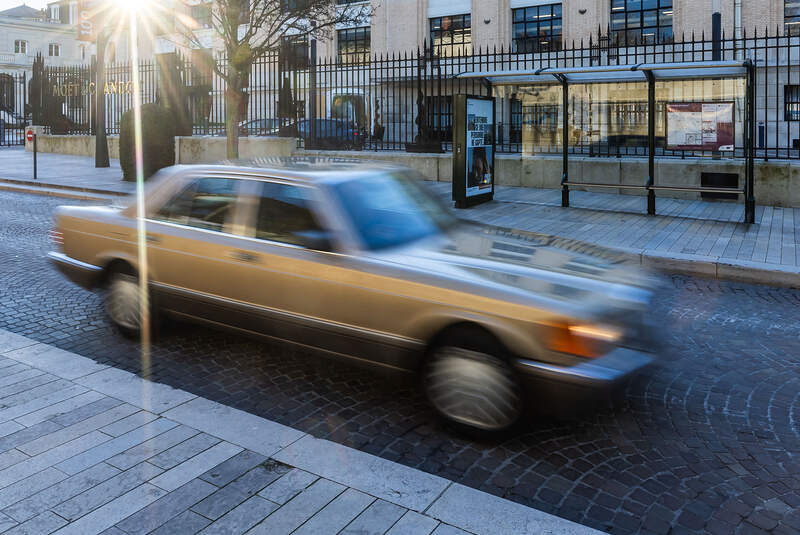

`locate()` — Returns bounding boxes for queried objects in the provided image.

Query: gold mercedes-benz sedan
[49,159,656,433]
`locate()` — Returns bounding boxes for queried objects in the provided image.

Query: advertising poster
[666,102,735,151]
[77,0,98,42]
[465,98,494,198]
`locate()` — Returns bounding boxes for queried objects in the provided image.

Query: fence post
[309,23,317,150]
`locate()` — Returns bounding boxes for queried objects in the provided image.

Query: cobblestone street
[2,189,800,535]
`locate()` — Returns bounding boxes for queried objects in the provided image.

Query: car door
[145,174,252,316]
[224,179,410,365]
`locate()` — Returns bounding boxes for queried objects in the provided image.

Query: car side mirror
[293,230,334,252]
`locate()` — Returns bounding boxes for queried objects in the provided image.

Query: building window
[70,2,78,25]
[50,5,60,21]
[785,85,800,121]
[14,40,27,54]
[430,14,471,57]
[610,0,673,44]
[280,35,309,70]
[787,1,800,35]
[513,3,562,53]
[191,1,212,29]
[80,45,86,61]
[337,27,370,64]
[48,43,61,57]
[282,0,311,13]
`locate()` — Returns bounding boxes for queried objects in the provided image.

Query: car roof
[174,157,411,183]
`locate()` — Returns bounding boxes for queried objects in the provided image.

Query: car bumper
[515,346,655,388]
[514,347,655,413]
[48,252,102,290]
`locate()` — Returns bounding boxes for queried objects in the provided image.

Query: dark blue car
[281,119,364,150]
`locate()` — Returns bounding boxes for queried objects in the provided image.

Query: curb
[0,177,129,196]
[0,183,124,203]
[631,249,800,289]
[497,228,800,290]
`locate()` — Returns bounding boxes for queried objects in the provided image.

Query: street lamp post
[95,29,110,168]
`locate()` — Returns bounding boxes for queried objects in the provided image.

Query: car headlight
[543,322,624,359]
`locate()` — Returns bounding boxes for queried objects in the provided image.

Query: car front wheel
[424,328,523,433]
[106,269,149,338]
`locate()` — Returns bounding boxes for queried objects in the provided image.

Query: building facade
[335,0,794,61]
[0,3,90,75]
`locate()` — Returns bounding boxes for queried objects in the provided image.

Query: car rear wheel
[106,269,149,338]
[424,329,523,433]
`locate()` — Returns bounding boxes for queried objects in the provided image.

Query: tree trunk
[225,74,243,159]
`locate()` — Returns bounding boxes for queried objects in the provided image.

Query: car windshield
[332,172,458,250]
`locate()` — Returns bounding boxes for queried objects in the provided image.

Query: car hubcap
[107,274,141,331]
[426,347,521,431]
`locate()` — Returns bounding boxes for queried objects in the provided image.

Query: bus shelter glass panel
[656,78,746,157]
[494,84,563,155]
[495,77,746,158]
[569,82,650,157]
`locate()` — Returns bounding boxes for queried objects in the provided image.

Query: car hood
[374,223,654,313]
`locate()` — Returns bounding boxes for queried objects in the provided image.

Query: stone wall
[563,0,609,45]
[174,136,296,164]
[24,133,121,160]
[25,133,800,207]
[301,150,800,208]
[24,133,295,164]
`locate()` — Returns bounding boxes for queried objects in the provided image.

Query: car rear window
[155,177,240,232]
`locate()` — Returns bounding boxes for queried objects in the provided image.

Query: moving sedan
[49,160,656,433]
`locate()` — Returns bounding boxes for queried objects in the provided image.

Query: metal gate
[0,72,27,147]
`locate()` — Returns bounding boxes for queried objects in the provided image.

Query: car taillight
[49,229,64,246]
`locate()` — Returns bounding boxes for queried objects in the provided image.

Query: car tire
[423,327,523,434]
[105,267,155,339]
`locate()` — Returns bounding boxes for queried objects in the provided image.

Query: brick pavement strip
[0,328,602,535]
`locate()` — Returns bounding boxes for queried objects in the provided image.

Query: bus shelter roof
[455,60,750,85]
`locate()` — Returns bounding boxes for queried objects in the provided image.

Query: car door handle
[146,234,160,243]
[229,250,258,262]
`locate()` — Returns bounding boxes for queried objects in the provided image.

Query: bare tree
[176,0,370,158]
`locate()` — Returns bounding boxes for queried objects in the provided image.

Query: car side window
[156,177,239,232]
[256,182,322,246]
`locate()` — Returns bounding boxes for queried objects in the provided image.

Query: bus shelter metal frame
[456,60,756,224]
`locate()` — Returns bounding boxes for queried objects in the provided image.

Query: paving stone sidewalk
[0,148,132,195]
[428,182,800,270]
[0,329,598,535]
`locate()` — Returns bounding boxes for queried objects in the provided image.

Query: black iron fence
[20,27,800,160]
[0,72,27,146]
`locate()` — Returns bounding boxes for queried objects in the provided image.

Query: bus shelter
[457,60,756,224]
